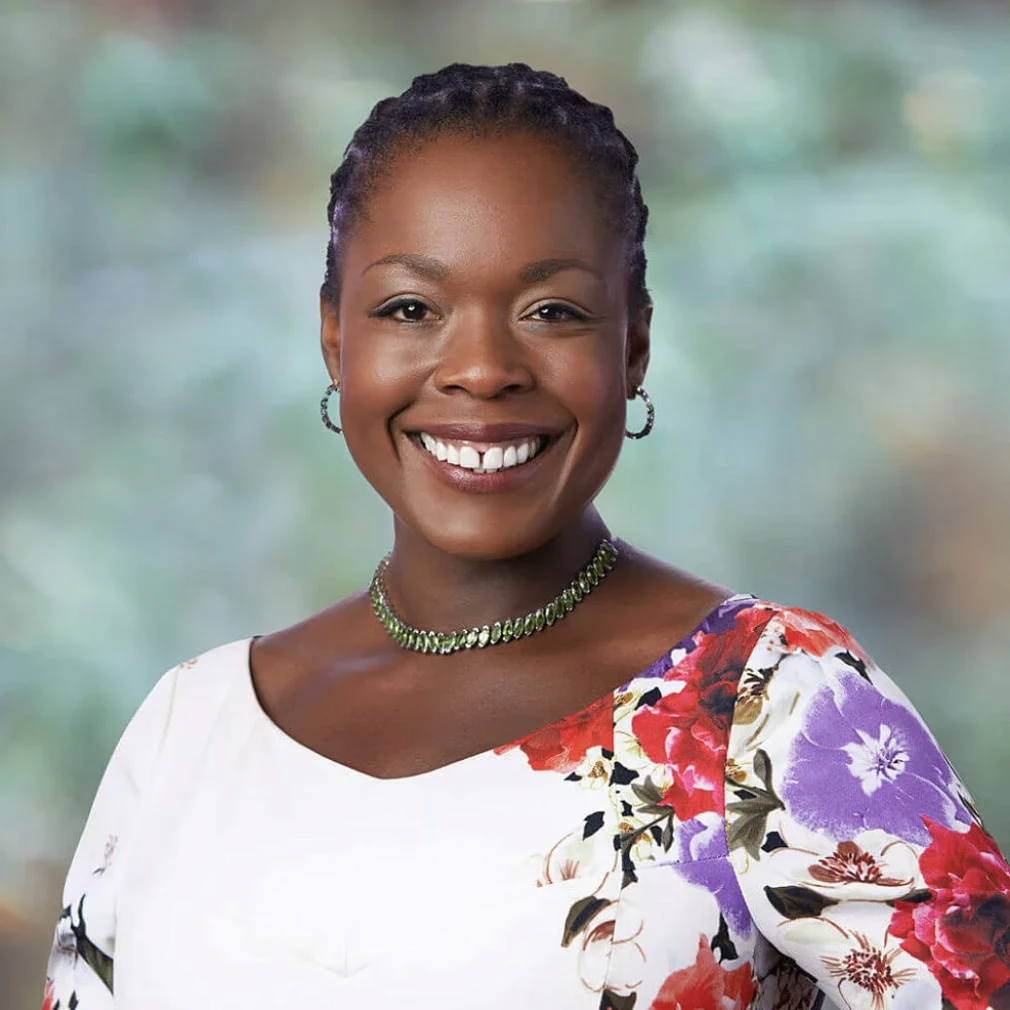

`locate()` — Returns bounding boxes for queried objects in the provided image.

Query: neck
[380,508,612,633]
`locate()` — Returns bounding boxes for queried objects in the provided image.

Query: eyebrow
[362,253,603,283]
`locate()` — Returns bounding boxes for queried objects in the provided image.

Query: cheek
[341,339,420,431]
[547,343,627,434]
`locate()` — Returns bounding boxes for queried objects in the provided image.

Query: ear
[625,303,652,394]
[320,294,341,380]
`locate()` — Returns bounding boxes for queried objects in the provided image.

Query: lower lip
[409,435,563,494]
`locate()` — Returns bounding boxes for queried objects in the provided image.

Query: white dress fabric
[41,595,1010,1009]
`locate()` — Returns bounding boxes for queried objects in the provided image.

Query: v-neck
[239,592,758,787]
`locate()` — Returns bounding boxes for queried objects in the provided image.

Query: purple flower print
[673,813,753,937]
[780,669,971,845]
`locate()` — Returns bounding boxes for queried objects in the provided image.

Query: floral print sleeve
[41,663,180,1010]
[726,606,1010,1010]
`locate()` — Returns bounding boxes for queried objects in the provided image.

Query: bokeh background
[3,0,1009,1004]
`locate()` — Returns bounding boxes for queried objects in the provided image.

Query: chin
[406,513,561,562]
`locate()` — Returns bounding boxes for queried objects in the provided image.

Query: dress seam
[721,604,782,869]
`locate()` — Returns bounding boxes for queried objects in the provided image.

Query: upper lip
[405,422,564,441]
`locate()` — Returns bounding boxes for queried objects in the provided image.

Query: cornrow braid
[321,62,651,316]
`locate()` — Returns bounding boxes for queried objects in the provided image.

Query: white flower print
[778,916,936,1010]
[573,881,646,997]
[537,827,617,893]
[765,826,920,900]
[841,724,910,796]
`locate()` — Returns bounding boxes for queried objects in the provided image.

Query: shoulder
[725,597,896,755]
[697,595,886,712]
[724,601,979,849]
[730,598,916,735]
[108,635,255,789]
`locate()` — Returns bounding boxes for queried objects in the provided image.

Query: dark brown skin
[250,130,732,779]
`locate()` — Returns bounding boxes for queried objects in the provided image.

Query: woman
[41,62,1009,1010]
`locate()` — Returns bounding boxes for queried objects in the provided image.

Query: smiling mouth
[409,432,553,474]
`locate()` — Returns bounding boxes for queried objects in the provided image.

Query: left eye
[529,304,586,322]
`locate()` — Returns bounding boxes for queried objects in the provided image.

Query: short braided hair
[321,62,651,316]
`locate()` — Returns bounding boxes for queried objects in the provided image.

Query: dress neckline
[239,592,758,787]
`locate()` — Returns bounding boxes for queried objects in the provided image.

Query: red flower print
[41,978,55,1010]
[649,935,756,1009]
[494,693,613,774]
[890,817,1010,1010]
[632,607,771,820]
[776,607,869,662]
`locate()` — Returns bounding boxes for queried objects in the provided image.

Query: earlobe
[626,303,652,393]
[319,296,342,379]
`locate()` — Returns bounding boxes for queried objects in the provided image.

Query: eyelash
[372,298,588,324]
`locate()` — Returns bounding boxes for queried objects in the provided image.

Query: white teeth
[417,433,548,473]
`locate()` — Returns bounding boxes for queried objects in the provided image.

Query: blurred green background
[2,0,1009,1004]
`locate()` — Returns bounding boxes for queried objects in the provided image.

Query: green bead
[370,538,616,654]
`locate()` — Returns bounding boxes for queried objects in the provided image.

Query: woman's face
[321,129,651,561]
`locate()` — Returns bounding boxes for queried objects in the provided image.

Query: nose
[432,311,534,399]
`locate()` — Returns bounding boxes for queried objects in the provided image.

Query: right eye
[373,298,434,323]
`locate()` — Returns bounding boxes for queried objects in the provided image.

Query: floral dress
[41,593,1010,1009]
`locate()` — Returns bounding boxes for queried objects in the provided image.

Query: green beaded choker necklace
[368,538,619,655]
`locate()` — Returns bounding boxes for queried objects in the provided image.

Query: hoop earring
[625,386,654,439]
[320,379,342,434]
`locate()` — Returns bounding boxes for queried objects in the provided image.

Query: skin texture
[250,131,732,779]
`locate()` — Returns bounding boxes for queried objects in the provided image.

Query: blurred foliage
[2,0,1009,1003]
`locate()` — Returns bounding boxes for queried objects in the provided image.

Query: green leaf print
[725,749,784,859]
[561,895,613,947]
[764,884,840,920]
[600,989,637,1009]
[68,895,114,993]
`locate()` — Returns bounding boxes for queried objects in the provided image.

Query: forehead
[342,131,622,280]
